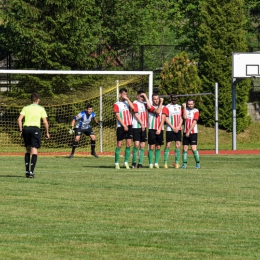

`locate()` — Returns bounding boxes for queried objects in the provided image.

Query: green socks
[182,151,188,164]
[193,150,200,163]
[115,147,120,163]
[148,149,154,164]
[132,147,138,164]
[139,148,144,164]
[155,149,160,164]
[175,148,180,164]
[164,148,169,164]
[125,147,131,162]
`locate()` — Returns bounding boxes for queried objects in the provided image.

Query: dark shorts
[75,128,94,136]
[22,126,41,149]
[183,133,198,146]
[133,128,147,142]
[117,125,133,141]
[148,129,164,146]
[166,130,182,142]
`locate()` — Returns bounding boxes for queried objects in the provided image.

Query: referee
[17,93,50,178]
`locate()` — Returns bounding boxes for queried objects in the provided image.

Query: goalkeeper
[68,104,100,158]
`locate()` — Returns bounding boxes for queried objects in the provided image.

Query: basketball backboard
[232,52,260,78]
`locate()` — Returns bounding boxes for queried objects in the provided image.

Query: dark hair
[170,92,177,96]
[31,93,40,102]
[137,90,145,95]
[119,88,127,94]
[152,93,159,98]
[85,104,93,109]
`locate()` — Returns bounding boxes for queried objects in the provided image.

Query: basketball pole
[215,82,219,154]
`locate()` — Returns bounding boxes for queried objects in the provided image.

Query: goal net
[0,70,153,156]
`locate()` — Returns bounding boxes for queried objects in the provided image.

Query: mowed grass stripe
[0,155,260,259]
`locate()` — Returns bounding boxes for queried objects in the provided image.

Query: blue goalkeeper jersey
[75,111,96,129]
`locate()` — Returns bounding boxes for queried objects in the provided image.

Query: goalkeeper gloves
[68,127,75,135]
[96,121,102,128]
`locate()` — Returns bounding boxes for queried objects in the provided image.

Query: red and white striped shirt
[165,104,183,131]
[184,108,199,134]
[132,101,148,128]
[148,105,167,130]
[113,101,132,127]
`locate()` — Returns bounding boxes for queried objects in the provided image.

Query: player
[68,104,99,158]
[181,99,200,169]
[131,90,151,168]
[114,88,134,169]
[147,94,166,169]
[17,93,50,178]
[164,93,184,169]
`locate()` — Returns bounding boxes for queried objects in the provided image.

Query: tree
[197,0,251,132]
[0,0,101,70]
[160,51,202,104]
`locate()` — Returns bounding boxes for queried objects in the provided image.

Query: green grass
[1,155,260,259]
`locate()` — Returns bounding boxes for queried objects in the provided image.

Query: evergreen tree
[197,0,251,132]
[0,0,101,70]
[160,52,202,104]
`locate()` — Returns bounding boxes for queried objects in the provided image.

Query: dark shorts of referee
[166,130,182,143]
[148,129,164,146]
[133,128,147,142]
[75,128,94,136]
[22,126,41,148]
[117,125,133,141]
[183,133,198,146]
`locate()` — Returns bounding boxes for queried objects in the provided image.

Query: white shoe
[124,162,130,169]
[154,163,159,169]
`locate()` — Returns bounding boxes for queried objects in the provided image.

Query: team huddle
[18,90,200,178]
[113,88,201,169]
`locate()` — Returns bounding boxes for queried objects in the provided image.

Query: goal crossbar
[0,70,154,100]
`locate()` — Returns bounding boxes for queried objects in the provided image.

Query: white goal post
[0,70,154,154]
[0,70,154,100]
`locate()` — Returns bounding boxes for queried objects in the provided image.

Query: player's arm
[42,117,50,139]
[154,98,164,114]
[115,112,128,131]
[17,114,24,137]
[124,96,135,111]
[141,93,152,109]
[178,116,183,131]
[157,113,166,134]
[165,117,174,130]
[182,103,187,119]
[186,120,197,136]
[134,112,145,130]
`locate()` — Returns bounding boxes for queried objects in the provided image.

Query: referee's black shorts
[22,126,41,148]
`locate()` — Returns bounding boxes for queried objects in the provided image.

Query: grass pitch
[1,155,260,259]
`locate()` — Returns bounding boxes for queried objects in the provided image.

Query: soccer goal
[0,70,153,155]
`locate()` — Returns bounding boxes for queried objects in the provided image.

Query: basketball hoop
[251,76,260,92]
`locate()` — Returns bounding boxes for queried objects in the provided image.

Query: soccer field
[1,155,260,259]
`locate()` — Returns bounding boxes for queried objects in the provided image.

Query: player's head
[85,104,93,114]
[137,90,145,101]
[31,93,40,103]
[187,99,195,109]
[152,93,160,106]
[119,88,128,100]
[170,92,178,104]
[119,88,127,94]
